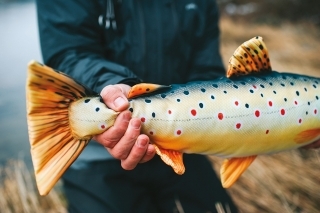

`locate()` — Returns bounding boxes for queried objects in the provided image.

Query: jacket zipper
[136,0,146,79]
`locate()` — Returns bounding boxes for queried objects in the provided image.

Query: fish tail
[26,61,97,195]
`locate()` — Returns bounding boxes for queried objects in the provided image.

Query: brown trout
[26,37,320,195]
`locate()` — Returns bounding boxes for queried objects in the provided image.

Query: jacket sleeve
[187,0,225,82]
[36,0,140,93]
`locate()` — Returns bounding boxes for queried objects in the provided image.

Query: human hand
[302,139,320,149]
[94,84,155,170]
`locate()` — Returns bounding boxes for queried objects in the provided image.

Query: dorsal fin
[227,36,272,78]
[26,61,96,195]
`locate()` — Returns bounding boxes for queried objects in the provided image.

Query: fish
[26,36,320,195]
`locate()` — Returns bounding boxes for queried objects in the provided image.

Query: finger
[94,111,131,148]
[139,144,156,164]
[120,134,151,170]
[108,118,142,159]
[100,84,131,111]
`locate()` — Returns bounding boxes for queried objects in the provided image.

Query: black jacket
[36,0,225,93]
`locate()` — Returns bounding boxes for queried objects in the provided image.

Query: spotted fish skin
[128,72,320,157]
[26,36,320,195]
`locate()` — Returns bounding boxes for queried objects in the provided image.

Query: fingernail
[114,97,126,108]
[137,138,148,148]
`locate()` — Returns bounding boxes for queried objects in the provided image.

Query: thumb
[100,84,132,111]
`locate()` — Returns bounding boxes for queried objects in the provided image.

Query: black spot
[296,91,300,96]
[55,92,63,96]
[240,82,246,85]
[99,97,104,103]
[304,88,307,92]
[95,107,100,112]
[261,77,267,81]
[161,94,167,98]
[84,99,91,103]
[313,84,317,88]
[273,91,277,94]
[146,88,150,91]
[211,95,215,99]
[303,78,307,81]
[290,82,294,86]
[280,83,285,87]
[201,88,206,93]
[269,82,273,86]
[47,79,54,83]
[183,91,189,95]
[293,76,298,79]
[212,84,218,88]
[249,89,254,93]
[308,102,311,105]
[245,103,249,108]
[284,98,287,102]
[259,44,264,50]
[261,93,264,97]
[62,85,70,90]
[224,91,227,94]
[129,108,133,112]
[233,85,238,89]
[316,96,319,100]
[254,49,258,54]
[238,65,241,68]
[306,111,309,115]
[177,99,181,102]
[244,53,248,58]
[264,54,267,58]
[315,81,319,84]
[282,76,287,80]
[145,99,151,103]
[199,103,204,108]
[171,91,175,93]
[152,112,155,118]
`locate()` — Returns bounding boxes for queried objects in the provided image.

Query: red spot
[101,125,105,129]
[253,85,257,89]
[139,87,142,90]
[168,110,172,114]
[150,131,154,135]
[191,109,197,116]
[235,101,239,106]
[218,113,224,120]
[299,119,302,124]
[266,130,269,134]
[314,109,318,114]
[176,130,182,135]
[255,110,260,117]
[141,117,146,122]
[294,101,298,105]
[268,101,273,107]
[280,109,286,115]
[236,123,241,129]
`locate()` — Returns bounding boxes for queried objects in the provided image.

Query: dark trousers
[62,154,238,213]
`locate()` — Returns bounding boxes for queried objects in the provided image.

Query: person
[35,0,320,212]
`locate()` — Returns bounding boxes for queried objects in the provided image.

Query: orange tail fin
[26,61,96,195]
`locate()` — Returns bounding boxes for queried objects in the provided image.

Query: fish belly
[130,72,320,158]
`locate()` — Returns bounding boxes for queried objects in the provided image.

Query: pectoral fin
[154,145,185,175]
[127,83,170,98]
[220,156,257,188]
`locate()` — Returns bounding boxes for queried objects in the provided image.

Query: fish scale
[26,36,320,195]
[129,72,320,157]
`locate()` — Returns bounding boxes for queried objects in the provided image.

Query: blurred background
[0,0,319,212]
